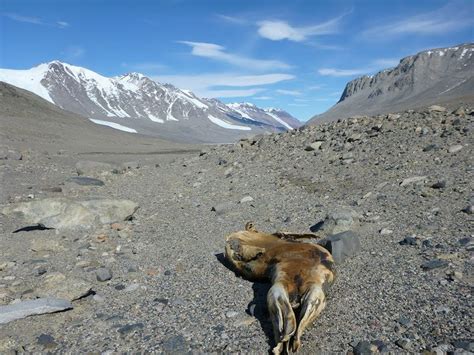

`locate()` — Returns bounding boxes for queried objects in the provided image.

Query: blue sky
[1,0,473,121]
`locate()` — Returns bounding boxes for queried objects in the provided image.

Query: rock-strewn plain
[0,103,473,353]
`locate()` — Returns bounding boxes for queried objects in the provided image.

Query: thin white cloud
[153,72,293,98]
[254,96,273,100]
[362,1,473,38]
[288,103,309,107]
[179,41,291,70]
[3,13,69,28]
[318,57,400,77]
[62,45,85,59]
[276,89,302,96]
[372,58,400,67]
[257,12,347,42]
[57,21,69,28]
[216,14,248,25]
[201,88,265,98]
[122,62,167,72]
[318,68,369,77]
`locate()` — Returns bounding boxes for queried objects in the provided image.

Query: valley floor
[0,103,473,353]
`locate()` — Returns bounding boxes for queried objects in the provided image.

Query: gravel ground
[0,103,473,353]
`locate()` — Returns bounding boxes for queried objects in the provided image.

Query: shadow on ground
[215,252,275,352]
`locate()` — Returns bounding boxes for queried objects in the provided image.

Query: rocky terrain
[0,62,300,143]
[309,43,474,124]
[0,98,472,353]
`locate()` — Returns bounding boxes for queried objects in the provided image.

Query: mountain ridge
[309,43,474,124]
[0,61,300,143]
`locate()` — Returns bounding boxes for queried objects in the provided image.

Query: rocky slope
[309,43,474,124]
[0,102,472,353]
[0,62,299,143]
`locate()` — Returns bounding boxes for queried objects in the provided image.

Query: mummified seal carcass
[225,222,335,354]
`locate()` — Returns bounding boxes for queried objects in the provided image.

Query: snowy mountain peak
[0,61,300,142]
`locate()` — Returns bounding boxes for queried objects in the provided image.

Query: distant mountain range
[0,61,300,143]
[309,43,474,124]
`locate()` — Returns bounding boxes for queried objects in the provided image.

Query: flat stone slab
[2,197,139,229]
[66,177,105,186]
[0,298,72,324]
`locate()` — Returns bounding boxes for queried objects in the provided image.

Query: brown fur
[225,223,336,354]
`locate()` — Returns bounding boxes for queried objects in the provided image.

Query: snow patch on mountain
[208,115,251,130]
[264,110,293,130]
[0,64,54,103]
[89,118,137,133]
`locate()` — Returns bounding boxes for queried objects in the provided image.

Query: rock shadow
[215,252,274,352]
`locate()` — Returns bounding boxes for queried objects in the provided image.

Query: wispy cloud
[62,45,85,59]
[121,62,167,72]
[254,96,273,100]
[216,14,248,25]
[288,103,309,107]
[318,57,399,77]
[362,1,473,38]
[276,89,302,96]
[56,21,69,28]
[3,13,69,28]
[318,68,369,77]
[153,72,294,98]
[257,12,348,42]
[179,41,291,70]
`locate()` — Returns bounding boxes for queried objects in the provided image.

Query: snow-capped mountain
[226,102,301,130]
[309,43,474,124]
[0,61,300,143]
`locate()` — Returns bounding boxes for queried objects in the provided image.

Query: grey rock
[428,105,446,112]
[305,141,323,151]
[353,340,379,354]
[31,238,63,252]
[117,322,144,334]
[211,202,235,216]
[421,259,448,270]
[311,208,359,236]
[448,145,463,153]
[0,298,72,324]
[431,180,446,189]
[35,272,93,301]
[395,338,411,350]
[96,268,113,282]
[161,335,188,352]
[2,197,139,229]
[462,205,473,214]
[399,236,418,246]
[318,231,361,264]
[379,228,393,235]
[400,176,427,187]
[240,196,254,204]
[225,310,238,318]
[452,340,474,352]
[37,334,57,348]
[66,176,105,186]
[453,107,466,116]
[0,147,22,160]
[423,144,439,152]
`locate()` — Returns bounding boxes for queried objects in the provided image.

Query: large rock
[318,231,361,264]
[35,272,93,301]
[0,298,72,324]
[310,208,359,236]
[2,197,138,229]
